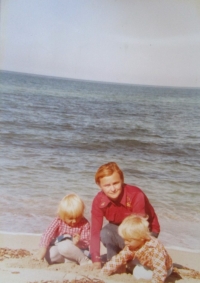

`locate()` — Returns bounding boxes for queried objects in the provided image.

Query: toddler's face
[65,215,82,226]
[124,238,144,251]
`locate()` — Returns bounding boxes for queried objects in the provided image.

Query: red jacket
[90,184,160,262]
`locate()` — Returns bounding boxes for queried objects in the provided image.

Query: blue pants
[100,222,125,261]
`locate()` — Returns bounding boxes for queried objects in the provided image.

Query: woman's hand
[92,262,102,269]
[88,262,102,270]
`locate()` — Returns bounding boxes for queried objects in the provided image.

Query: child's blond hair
[118,214,151,241]
[57,194,85,221]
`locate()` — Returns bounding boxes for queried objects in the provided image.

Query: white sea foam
[0,231,42,236]
[165,246,200,253]
[0,231,199,253]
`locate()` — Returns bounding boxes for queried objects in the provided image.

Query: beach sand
[0,232,200,283]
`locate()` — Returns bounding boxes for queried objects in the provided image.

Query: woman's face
[99,172,123,201]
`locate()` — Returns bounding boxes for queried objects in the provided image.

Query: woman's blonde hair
[95,162,124,185]
[118,214,151,240]
[57,194,85,221]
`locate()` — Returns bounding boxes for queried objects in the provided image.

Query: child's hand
[72,233,80,245]
[33,247,47,261]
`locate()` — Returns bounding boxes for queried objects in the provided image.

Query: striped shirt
[101,237,172,283]
[40,216,90,250]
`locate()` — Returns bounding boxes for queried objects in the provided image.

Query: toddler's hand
[33,247,47,261]
[72,233,80,245]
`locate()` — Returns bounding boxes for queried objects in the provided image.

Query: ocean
[0,70,200,252]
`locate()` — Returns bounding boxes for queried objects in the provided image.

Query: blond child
[101,214,173,283]
[36,194,91,265]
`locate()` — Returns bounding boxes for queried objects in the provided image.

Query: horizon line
[1,69,200,90]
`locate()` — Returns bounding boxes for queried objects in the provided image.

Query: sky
[0,0,200,87]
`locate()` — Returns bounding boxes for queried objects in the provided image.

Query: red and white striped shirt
[40,216,90,250]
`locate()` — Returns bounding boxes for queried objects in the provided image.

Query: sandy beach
[0,232,200,283]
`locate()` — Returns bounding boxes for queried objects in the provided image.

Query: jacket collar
[98,184,127,208]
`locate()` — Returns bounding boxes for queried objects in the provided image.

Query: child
[36,193,91,266]
[101,214,173,283]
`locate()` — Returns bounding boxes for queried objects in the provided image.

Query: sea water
[0,71,200,251]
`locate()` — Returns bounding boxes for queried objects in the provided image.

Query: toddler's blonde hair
[57,194,85,221]
[118,214,151,241]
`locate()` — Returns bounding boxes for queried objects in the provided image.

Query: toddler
[101,214,173,283]
[37,193,91,265]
